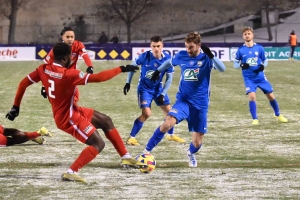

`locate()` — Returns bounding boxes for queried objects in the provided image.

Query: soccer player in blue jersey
[137,32,226,167]
[123,36,185,146]
[233,27,288,125]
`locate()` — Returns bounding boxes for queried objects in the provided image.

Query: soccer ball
[136,153,156,173]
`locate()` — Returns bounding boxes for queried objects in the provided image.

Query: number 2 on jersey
[48,79,55,98]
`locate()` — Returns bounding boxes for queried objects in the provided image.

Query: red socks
[25,131,40,140]
[105,128,128,157]
[70,146,99,172]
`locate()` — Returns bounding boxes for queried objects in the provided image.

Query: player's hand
[41,86,47,98]
[86,66,94,74]
[240,63,250,70]
[123,83,130,95]
[157,95,165,105]
[6,105,19,121]
[151,70,160,82]
[201,44,214,59]
[258,64,264,71]
[120,65,139,72]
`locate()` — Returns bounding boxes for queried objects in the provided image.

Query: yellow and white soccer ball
[136,153,156,173]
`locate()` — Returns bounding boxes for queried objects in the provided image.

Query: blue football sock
[130,118,144,137]
[269,99,280,116]
[249,101,257,119]
[167,126,174,135]
[145,127,165,152]
[188,142,202,154]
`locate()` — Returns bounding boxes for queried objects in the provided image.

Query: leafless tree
[0,0,29,44]
[100,0,158,43]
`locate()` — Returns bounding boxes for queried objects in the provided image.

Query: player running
[137,32,226,167]
[123,36,185,146]
[233,27,288,125]
[6,42,146,183]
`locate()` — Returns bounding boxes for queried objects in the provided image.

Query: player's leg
[126,90,153,145]
[141,101,188,155]
[60,116,103,183]
[4,127,51,146]
[157,95,185,143]
[186,108,207,167]
[91,110,147,169]
[260,82,288,123]
[245,80,259,124]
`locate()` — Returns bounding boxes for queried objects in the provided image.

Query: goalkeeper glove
[120,65,139,72]
[157,95,165,105]
[123,83,130,95]
[41,86,47,98]
[240,63,250,70]
[6,105,19,121]
[151,70,160,82]
[201,44,214,59]
[86,66,94,74]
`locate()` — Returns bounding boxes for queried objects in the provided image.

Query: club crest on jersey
[72,53,77,58]
[154,63,158,68]
[255,51,258,56]
[79,71,86,78]
[197,61,202,66]
[246,57,258,66]
[189,60,194,66]
[183,68,199,81]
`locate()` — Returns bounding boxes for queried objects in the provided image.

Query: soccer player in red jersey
[41,26,94,101]
[0,125,52,147]
[6,42,146,183]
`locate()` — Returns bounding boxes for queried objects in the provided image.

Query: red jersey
[43,40,91,69]
[28,63,90,127]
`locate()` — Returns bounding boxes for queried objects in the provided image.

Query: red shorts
[56,107,96,144]
[0,126,7,146]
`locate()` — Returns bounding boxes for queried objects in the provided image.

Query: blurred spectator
[288,30,297,60]
[98,32,108,44]
[110,34,119,44]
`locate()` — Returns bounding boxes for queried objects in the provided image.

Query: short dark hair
[150,36,163,43]
[53,42,71,61]
[60,26,74,36]
[184,32,201,44]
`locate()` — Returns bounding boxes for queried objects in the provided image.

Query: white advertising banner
[132,47,231,61]
[78,50,96,60]
[0,47,36,61]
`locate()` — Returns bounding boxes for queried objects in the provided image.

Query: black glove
[120,65,139,72]
[201,44,214,59]
[6,105,20,121]
[41,86,47,98]
[258,64,264,72]
[240,63,250,70]
[86,66,94,74]
[123,83,130,95]
[151,70,160,82]
[157,95,165,105]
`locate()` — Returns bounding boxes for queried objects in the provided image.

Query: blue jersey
[135,50,173,92]
[235,43,267,82]
[171,50,213,108]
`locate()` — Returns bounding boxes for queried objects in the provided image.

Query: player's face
[243,30,254,42]
[62,31,75,46]
[150,41,163,58]
[185,42,200,57]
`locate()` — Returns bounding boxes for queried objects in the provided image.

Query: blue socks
[130,118,144,137]
[269,99,280,116]
[249,101,257,119]
[145,127,165,152]
[188,142,202,154]
[167,126,174,135]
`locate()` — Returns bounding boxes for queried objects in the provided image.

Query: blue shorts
[137,90,171,108]
[168,100,208,133]
[244,78,273,94]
